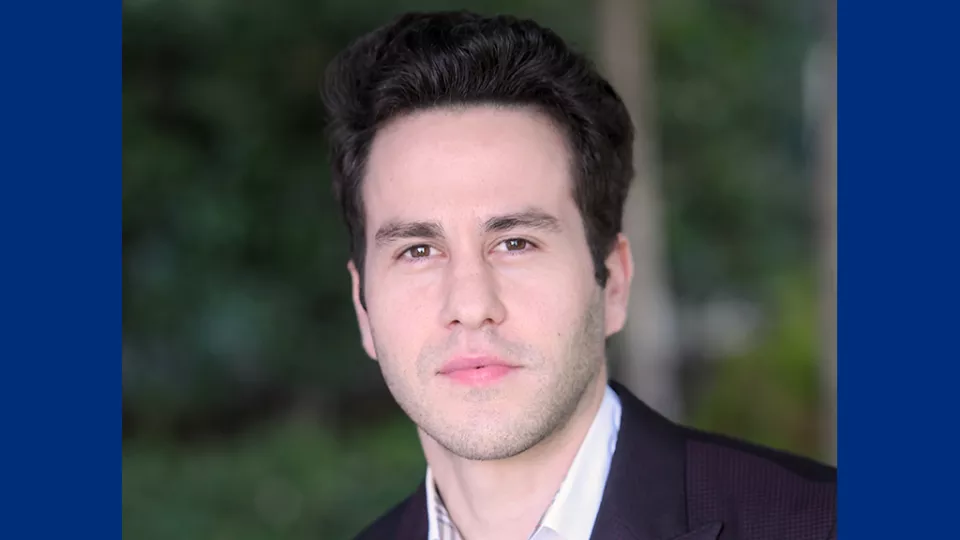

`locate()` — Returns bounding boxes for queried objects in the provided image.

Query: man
[322,11,836,540]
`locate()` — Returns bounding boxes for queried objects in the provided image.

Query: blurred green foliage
[123,0,825,536]
[690,271,823,460]
[123,416,424,539]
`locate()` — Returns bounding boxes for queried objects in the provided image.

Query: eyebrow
[374,221,445,248]
[373,208,562,248]
[482,208,562,234]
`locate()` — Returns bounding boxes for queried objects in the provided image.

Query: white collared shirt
[426,384,623,540]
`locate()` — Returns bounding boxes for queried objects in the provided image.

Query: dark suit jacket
[353,381,836,540]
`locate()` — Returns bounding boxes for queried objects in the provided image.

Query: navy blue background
[837,0,960,537]
[0,2,117,536]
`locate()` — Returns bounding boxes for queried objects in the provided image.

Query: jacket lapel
[396,482,429,540]
[391,381,724,540]
[589,381,723,540]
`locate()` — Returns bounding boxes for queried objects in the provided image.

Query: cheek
[499,264,593,334]
[367,277,436,350]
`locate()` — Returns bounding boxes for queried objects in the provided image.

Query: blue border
[1,1,116,537]
[840,0,960,536]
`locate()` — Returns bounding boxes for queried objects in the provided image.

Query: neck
[421,371,608,540]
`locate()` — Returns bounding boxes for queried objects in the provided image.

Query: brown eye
[406,245,432,258]
[504,239,528,251]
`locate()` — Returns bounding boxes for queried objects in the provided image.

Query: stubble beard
[374,291,608,461]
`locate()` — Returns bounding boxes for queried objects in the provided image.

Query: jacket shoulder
[681,427,836,540]
[352,485,427,540]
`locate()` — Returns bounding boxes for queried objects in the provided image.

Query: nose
[440,254,506,330]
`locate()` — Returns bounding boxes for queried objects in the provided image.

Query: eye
[402,245,434,259]
[495,238,534,253]
[504,238,528,251]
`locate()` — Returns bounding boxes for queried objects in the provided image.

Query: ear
[348,260,378,361]
[603,233,634,337]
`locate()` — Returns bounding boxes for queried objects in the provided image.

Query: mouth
[438,356,519,386]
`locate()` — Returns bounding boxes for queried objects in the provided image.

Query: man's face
[349,106,631,460]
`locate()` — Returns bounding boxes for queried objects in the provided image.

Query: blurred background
[122,0,836,538]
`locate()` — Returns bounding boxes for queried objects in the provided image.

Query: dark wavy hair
[322,11,635,303]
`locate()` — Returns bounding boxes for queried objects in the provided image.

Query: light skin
[348,105,634,540]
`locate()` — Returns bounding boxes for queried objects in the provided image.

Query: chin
[434,428,538,461]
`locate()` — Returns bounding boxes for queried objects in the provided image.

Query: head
[322,11,635,460]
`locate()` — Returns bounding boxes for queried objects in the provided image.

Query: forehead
[362,106,576,226]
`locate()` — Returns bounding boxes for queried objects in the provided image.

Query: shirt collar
[426,384,623,540]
